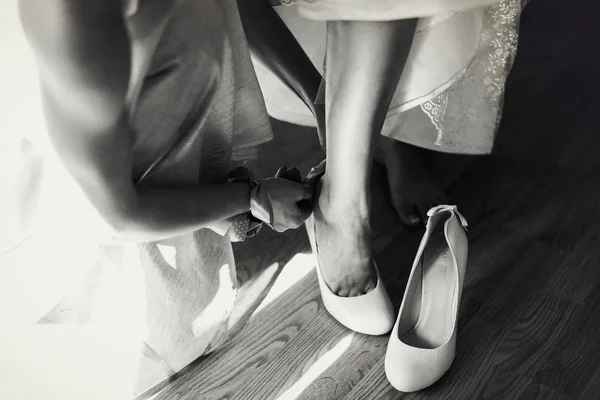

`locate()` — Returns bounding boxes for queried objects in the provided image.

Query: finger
[306,163,325,181]
[304,174,320,189]
[286,182,314,201]
[275,166,288,178]
[299,207,312,223]
[301,184,314,200]
[277,211,303,231]
[283,216,308,232]
[288,167,302,183]
[272,221,287,233]
[294,207,313,227]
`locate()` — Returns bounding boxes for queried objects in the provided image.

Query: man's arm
[19,0,254,242]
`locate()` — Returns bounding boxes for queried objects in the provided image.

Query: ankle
[318,175,370,221]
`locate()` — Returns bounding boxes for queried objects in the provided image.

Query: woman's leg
[316,19,417,296]
[376,136,447,225]
[239,3,445,226]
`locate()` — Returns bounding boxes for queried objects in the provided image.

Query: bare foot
[376,136,447,226]
[310,173,377,297]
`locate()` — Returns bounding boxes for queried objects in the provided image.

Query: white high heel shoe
[305,215,395,336]
[385,205,468,392]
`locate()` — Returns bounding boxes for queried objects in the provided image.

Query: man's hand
[251,177,313,232]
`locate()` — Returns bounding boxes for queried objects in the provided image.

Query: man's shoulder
[19,0,124,52]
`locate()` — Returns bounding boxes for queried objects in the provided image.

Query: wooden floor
[142,0,600,399]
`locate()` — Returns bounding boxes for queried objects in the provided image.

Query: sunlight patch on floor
[276,333,354,400]
[251,252,316,318]
[157,244,177,269]
[191,263,236,337]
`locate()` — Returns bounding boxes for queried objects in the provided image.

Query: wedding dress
[253,0,529,154]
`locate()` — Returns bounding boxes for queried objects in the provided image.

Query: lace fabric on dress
[269,0,529,154]
[418,0,527,153]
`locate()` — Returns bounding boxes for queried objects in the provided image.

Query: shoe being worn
[385,205,468,392]
[305,215,395,335]
[304,161,394,336]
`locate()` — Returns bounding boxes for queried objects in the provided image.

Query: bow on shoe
[427,205,469,230]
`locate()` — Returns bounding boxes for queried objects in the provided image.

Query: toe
[406,212,421,226]
[417,191,448,224]
[363,280,377,294]
[393,200,421,227]
[337,287,350,297]
[416,203,431,224]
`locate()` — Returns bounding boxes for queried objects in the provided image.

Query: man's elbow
[101,211,138,242]
[97,200,148,242]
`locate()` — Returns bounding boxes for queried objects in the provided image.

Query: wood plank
[154,271,323,399]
